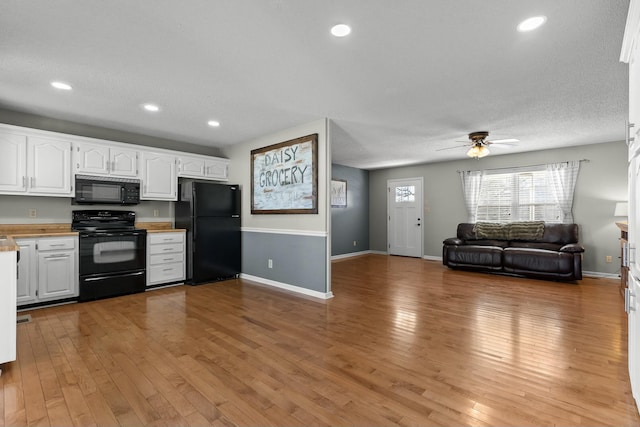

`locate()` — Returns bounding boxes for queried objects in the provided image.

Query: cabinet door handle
[30,177,35,188]
[22,176,26,189]
[45,254,68,259]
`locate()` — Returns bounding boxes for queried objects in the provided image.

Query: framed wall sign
[331,179,347,208]
[251,133,318,214]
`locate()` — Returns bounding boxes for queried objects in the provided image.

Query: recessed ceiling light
[517,16,547,32]
[142,103,160,112]
[331,24,351,37]
[51,81,72,90]
[207,120,220,127]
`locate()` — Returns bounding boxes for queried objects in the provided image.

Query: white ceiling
[0,0,630,170]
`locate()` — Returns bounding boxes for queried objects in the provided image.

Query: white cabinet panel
[16,239,37,305]
[76,143,110,175]
[27,137,72,195]
[141,152,177,200]
[0,132,27,192]
[178,156,206,178]
[0,131,71,196]
[76,142,138,178]
[628,274,640,406]
[111,148,138,177]
[0,250,17,370]
[177,154,229,181]
[38,250,76,301]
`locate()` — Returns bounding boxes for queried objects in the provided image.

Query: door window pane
[395,186,415,203]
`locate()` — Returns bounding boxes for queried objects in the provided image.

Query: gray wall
[223,119,331,294]
[242,231,327,293]
[0,108,223,157]
[331,164,369,256]
[369,141,628,275]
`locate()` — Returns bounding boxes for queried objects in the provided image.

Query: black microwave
[74,175,140,205]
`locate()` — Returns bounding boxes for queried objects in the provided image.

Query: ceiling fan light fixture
[467,144,490,159]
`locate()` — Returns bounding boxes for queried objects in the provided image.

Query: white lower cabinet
[628,272,640,408]
[0,250,17,372]
[16,236,78,306]
[147,231,186,286]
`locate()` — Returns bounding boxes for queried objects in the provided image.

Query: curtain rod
[456,159,590,174]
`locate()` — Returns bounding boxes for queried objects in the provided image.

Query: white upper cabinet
[141,152,177,200]
[0,129,71,196]
[75,141,138,178]
[28,136,72,195]
[0,123,230,201]
[0,132,27,192]
[177,154,229,181]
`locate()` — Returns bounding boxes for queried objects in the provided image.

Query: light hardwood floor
[2,254,639,426]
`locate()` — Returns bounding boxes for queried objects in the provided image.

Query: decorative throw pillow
[474,222,508,240]
[507,221,545,240]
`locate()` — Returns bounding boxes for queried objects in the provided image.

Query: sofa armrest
[559,243,584,253]
[444,237,463,245]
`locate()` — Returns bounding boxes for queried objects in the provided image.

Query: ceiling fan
[439,131,519,159]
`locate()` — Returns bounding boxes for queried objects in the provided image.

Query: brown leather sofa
[442,222,584,281]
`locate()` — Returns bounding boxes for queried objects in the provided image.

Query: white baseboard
[583,271,620,279]
[369,250,388,255]
[240,273,334,300]
[331,250,373,261]
[423,255,442,262]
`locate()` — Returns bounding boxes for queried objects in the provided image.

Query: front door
[387,178,423,257]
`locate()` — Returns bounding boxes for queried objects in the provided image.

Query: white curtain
[547,161,580,223]
[460,170,483,222]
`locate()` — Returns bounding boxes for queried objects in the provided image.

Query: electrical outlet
[153,209,159,217]
[606,255,613,263]
[28,209,37,218]
[268,259,273,269]
[353,240,357,246]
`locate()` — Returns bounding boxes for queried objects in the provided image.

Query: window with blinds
[476,168,563,222]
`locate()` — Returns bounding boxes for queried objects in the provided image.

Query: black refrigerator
[175,180,241,284]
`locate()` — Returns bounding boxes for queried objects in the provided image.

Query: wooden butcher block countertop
[0,222,185,251]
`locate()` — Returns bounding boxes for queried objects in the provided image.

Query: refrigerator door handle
[192,221,196,252]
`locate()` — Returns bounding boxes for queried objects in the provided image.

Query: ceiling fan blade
[487,138,519,144]
[436,145,468,151]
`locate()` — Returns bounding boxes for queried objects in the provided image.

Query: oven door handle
[83,271,145,282]
[80,232,145,238]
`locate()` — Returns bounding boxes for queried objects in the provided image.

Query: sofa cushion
[468,239,509,248]
[509,241,563,251]
[540,223,579,245]
[503,248,575,274]
[444,245,503,269]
